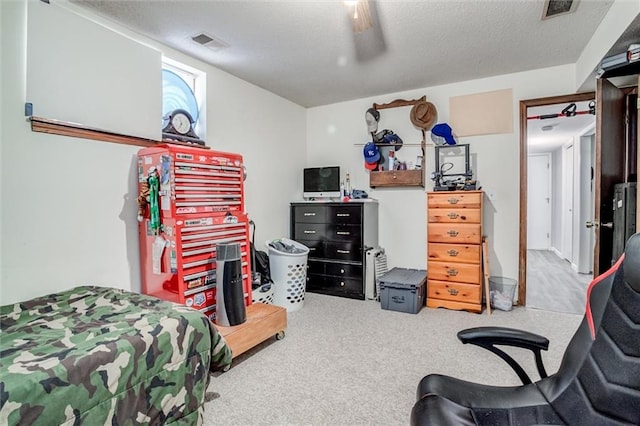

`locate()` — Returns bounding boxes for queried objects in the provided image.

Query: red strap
[585,254,625,339]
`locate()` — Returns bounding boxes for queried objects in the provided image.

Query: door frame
[518,92,595,306]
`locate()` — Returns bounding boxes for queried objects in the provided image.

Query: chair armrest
[457,326,550,385]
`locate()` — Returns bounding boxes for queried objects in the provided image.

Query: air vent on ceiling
[191,33,229,51]
[541,0,579,20]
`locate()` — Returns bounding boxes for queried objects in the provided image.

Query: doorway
[518,92,596,309]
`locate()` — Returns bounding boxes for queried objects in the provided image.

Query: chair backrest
[539,233,640,425]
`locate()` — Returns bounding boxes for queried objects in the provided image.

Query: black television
[303,166,341,199]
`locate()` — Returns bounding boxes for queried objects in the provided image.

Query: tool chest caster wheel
[275,330,285,340]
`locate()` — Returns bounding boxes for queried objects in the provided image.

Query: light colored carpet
[204,293,582,425]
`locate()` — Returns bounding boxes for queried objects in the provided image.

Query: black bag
[251,242,272,287]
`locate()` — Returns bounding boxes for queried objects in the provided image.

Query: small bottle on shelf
[345,173,352,197]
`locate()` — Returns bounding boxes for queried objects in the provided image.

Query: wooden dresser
[426,191,483,313]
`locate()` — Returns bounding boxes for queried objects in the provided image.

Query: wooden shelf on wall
[369,169,424,188]
[30,116,210,149]
[368,96,428,189]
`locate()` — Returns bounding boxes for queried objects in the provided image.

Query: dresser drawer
[321,275,363,295]
[428,208,481,224]
[328,205,361,224]
[325,241,361,262]
[306,275,363,298]
[428,261,481,284]
[307,260,325,275]
[293,205,327,223]
[297,239,324,258]
[427,279,481,304]
[428,223,482,244]
[293,223,326,241]
[428,192,482,209]
[327,224,361,242]
[428,243,481,264]
[325,262,362,278]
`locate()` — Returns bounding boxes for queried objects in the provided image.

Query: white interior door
[562,143,575,261]
[527,153,551,250]
[577,133,595,273]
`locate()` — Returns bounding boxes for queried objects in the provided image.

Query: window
[162,58,206,141]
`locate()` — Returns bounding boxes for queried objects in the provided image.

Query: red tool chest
[137,144,251,320]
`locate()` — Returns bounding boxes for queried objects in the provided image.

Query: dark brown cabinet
[290,201,379,300]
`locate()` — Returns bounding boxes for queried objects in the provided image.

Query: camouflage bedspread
[0,286,231,425]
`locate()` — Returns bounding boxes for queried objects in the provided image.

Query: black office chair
[411,233,640,426]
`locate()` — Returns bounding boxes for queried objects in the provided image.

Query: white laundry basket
[267,238,309,312]
[251,283,275,305]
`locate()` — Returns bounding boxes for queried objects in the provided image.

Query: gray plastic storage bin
[379,268,427,314]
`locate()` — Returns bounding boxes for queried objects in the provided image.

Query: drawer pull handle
[340,281,345,287]
[447,288,459,296]
[447,249,459,257]
[336,213,350,217]
[303,212,316,216]
[340,269,345,274]
[448,197,459,204]
[304,230,316,234]
[337,249,350,254]
[447,230,459,237]
[447,212,459,219]
[446,269,458,276]
[336,231,350,235]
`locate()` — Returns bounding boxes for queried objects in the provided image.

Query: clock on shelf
[162,69,205,146]
[162,109,204,145]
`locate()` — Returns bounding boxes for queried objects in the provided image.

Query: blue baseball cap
[383,132,403,151]
[431,123,457,146]
[363,141,380,163]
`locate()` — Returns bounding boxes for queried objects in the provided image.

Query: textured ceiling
[70,0,618,108]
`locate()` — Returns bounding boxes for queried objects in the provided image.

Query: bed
[0,285,231,425]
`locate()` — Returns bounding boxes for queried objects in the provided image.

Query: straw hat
[410,101,437,131]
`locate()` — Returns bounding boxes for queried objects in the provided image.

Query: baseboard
[551,247,563,258]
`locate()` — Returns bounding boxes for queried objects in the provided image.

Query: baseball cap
[431,123,457,146]
[383,132,403,151]
[365,108,380,134]
[363,141,380,163]
[364,160,378,170]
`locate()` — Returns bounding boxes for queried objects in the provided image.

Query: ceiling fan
[344,0,373,33]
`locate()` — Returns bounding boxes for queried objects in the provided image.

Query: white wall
[550,146,564,253]
[307,65,577,285]
[0,0,306,304]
